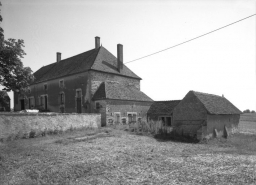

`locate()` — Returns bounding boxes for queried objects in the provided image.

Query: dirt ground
[1,114,256,185]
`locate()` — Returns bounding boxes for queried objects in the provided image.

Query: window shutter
[63,93,65,104]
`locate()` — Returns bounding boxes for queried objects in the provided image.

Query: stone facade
[14,37,153,127]
[173,91,241,139]
[94,99,152,126]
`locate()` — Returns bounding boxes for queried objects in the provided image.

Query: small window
[44,84,48,90]
[59,80,64,88]
[96,102,100,109]
[122,118,126,124]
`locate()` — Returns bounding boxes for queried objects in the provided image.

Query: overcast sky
[1,0,255,111]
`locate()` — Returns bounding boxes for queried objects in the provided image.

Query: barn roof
[92,81,153,102]
[33,46,141,84]
[147,100,181,115]
[192,91,242,114]
[0,91,10,99]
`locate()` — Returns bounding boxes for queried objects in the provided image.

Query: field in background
[0,114,256,184]
[239,113,256,134]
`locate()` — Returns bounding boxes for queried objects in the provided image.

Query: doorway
[76,98,82,113]
[20,99,25,110]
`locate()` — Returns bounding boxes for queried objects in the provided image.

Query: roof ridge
[192,90,223,98]
[58,48,97,63]
[154,100,181,102]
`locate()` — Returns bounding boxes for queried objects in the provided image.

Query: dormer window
[59,80,64,88]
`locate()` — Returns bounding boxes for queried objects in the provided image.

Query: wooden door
[76,98,81,113]
[20,99,25,110]
[44,96,48,110]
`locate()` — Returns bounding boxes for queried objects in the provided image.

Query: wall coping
[0,112,101,117]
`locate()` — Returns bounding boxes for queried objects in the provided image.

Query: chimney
[117,44,123,72]
[57,52,61,62]
[95,36,100,49]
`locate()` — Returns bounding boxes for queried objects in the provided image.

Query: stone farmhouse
[14,37,153,126]
[172,91,241,139]
[0,91,10,112]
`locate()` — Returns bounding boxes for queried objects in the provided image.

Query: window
[127,112,137,123]
[76,89,82,98]
[96,102,100,109]
[122,118,126,124]
[28,88,31,94]
[59,80,64,88]
[60,92,65,104]
[29,97,35,109]
[114,112,121,124]
[44,84,48,90]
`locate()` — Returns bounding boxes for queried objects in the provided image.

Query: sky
[1,0,255,111]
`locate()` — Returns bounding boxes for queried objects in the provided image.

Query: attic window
[59,80,64,88]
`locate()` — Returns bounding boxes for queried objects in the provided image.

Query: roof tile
[192,91,242,114]
[92,81,153,102]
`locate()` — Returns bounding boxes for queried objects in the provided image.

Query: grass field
[1,114,256,184]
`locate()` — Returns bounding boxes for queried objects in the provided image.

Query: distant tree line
[243,109,255,113]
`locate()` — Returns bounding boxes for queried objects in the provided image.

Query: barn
[172,91,242,139]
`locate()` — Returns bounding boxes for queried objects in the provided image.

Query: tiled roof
[192,91,242,114]
[0,91,10,99]
[33,46,140,84]
[92,47,141,79]
[147,100,181,115]
[92,81,153,102]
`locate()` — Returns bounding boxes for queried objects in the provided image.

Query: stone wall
[172,91,207,136]
[0,113,101,141]
[14,72,89,113]
[206,114,240,138]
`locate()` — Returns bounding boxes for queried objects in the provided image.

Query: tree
[0,2,34,93]
[251,110,255,113]
[243,109,250,113]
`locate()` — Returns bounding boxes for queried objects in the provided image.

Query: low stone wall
[0,113,101,141]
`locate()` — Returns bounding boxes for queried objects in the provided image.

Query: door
[20,99,25,110]
[44,96,48,110]
[28,98,31,109]
[77,98,81,113]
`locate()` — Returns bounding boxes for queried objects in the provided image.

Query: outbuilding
[172,91,242,139]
